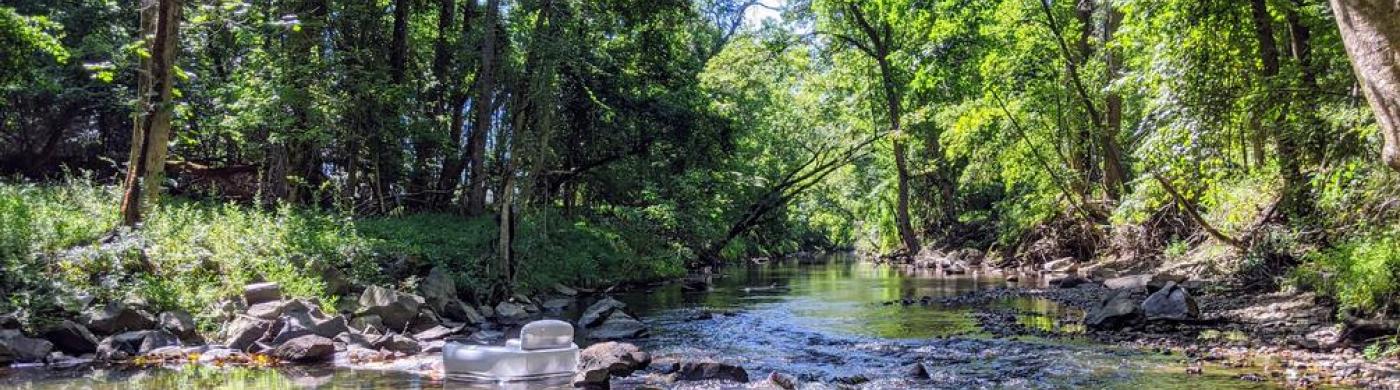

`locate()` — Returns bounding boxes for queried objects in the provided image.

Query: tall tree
[120,0,180,226]
[1330,0,1400,172]
[825,1,922,256]
[465,0,501,215]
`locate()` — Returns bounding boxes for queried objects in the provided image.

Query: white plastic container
[443,319,580,384]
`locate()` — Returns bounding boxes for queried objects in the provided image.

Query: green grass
[0,179,685,330]
[1294,227,1400,314]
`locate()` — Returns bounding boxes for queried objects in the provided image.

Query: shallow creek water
[0,253,1289,389]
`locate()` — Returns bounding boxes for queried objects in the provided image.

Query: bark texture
[1331,0,1400,172]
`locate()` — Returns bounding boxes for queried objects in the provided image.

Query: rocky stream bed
[2,253,1398,389]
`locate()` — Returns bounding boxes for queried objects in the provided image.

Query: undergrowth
[0,179,685,329]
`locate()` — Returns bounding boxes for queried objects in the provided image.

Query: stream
[0,253,1283,389]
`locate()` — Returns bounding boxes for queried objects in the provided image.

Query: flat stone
[586,312,649,340]
[579,297,626,328]
[243,282,282,306]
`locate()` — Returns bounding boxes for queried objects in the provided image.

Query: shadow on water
[0,253,1295,389]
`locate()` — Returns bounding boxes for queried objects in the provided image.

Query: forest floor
[939,277,1400,389]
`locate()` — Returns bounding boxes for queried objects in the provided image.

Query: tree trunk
[1330,0,1400,172]
[120,0,180,226]
[465,0,500,215]
[390,0,410,85]
[1248,0,1280,168]
[878,59,921,256]
[1251,0,1312,217]
[1101,1,1127,201]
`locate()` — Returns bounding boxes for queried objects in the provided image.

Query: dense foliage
[2,0,1398,334]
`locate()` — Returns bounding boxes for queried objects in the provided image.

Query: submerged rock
[1142,281,1199,321]
[586,312,649,340]
[675,361,749,382]
[579,297,626,328]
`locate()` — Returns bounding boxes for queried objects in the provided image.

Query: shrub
[1295,227,1400,314]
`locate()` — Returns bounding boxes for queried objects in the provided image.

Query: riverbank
[931,274,1400,389]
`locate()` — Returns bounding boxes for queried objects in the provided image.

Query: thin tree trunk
[1250,0,1312,217]
[1329,0,1400,172]
[1248,0,1280,169]
[466,0,500,215]
[120,0,180,226]
[1101,1,1127,200]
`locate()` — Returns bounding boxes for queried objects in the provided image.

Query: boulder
[224,315,272,351]
[159,310,201,342]
[586,312,649,340]
[335,332,378,349]
[1085,288,1145,330]
[243,282,282,306]
[96,330,175,360]
[1042,257,1078,273]
[357,286,423,330]
[271,335,334,363]
[41,320,99,354]
[1141,281,1199,321]
[440,302,486,325]
[350,314,385,334]
[139,330,179,353]
[82,302,156,335]
[246,299,313,320]
[574,342,651,389]
[418,267,460,315]
[375,333,420,354]
[675,361,749,382]
[579,297,626,328]
[409,310,441,334]
[494,302,529,324]
[580,341,651,376]
[0,313,19,330]
[0,334,54,363]
[768,371,799,389]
